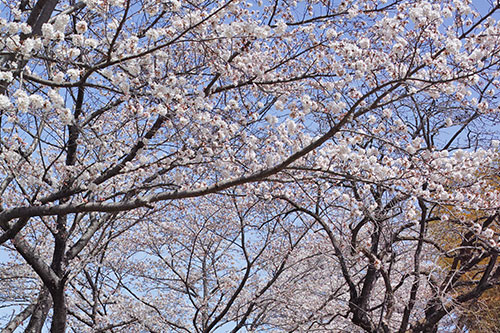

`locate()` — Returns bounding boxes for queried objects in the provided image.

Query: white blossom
[0,95,12,110]
[170,0,181,12]
[67,69,81,81]
[483,228,495,239]
[75,20,88,34]
[358,37,370,49]
[0,71,13,82]
[41,23,54,40]
[54,14,69,32]
[14,90,29,112]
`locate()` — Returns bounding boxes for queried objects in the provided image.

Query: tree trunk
[25,287,51,333]
[50,286,67,333]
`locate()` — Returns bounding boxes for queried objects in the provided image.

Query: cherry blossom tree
[0,0,500,331]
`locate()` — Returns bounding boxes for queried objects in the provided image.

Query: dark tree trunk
[25,287,51,333]
[50,286,67,333]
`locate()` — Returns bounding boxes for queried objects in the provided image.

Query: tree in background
[457,287,500,332]
[429,160,500,333]
[0,0,500,332]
